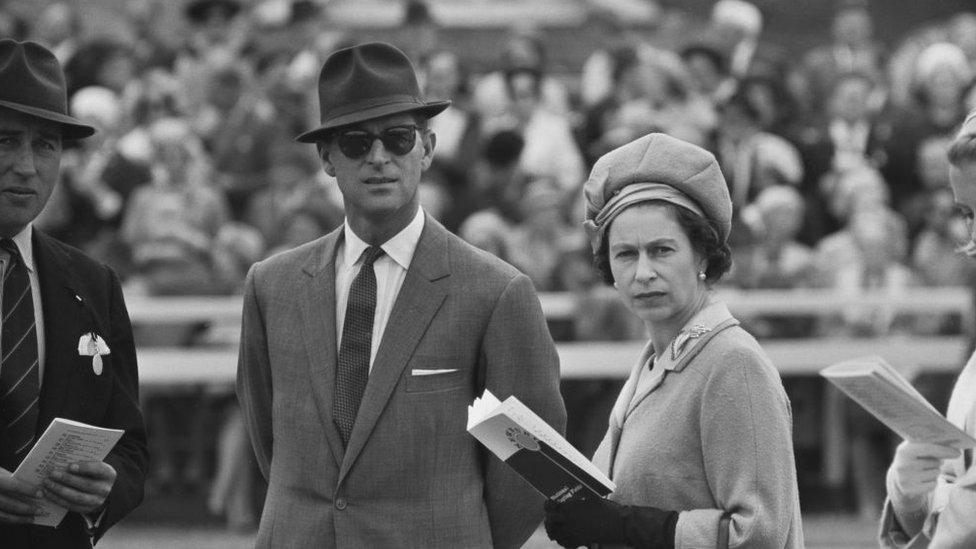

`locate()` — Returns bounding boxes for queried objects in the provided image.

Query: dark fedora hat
[0,39,95,140]
[295,42,450,143]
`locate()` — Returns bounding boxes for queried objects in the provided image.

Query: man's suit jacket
[1,230,148,549]
[237,215,566,548]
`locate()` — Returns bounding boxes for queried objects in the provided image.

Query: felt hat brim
[0,98,95,140]
[295,100,450,143]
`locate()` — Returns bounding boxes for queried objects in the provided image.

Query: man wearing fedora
[0,40,148,547]
[237,42,565,548]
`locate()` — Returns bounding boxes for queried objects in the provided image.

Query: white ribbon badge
[78,333,111,375]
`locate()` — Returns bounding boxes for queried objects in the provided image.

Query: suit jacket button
[335,498,347,510]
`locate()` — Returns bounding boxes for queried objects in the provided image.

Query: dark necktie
[0,238,39,471]
[334,246,384,446]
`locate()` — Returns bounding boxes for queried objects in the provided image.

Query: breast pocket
[404,359,467,393]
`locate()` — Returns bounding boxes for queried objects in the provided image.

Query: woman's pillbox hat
[582,133,732,255]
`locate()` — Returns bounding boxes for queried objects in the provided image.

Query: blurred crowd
[5,0,976,523]
[0,0,974,342]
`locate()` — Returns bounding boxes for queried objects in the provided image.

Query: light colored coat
[236,216,566,548]
[593,301,804,548]
[879,350,976,548]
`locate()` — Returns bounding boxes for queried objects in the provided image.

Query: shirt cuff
[83,506,107,536]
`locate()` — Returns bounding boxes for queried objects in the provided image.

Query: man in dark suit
[0,39,148,547]
[237,42,566,548]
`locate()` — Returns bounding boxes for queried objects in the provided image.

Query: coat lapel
[604,341,654,478]
[31,231,93,433]
[298,230,344,467]
[623,302,739,419]
[339,217,450,481]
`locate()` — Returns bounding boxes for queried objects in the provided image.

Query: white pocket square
[411,368,459,377]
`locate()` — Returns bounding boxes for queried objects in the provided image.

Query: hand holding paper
[13,418,124,527]
[42,460,116,515]
[889,441,960,498]
[0,468,42,524]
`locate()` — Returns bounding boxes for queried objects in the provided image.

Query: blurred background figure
[800,0,884,113]
[121,117,230,296]
[472,24,570,125]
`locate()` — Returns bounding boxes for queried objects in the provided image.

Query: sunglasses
[335,125,420,159]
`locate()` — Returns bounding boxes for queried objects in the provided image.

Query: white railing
[130,287,974,387]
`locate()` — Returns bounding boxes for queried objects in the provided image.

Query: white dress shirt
[0,224,46,382]
[335,207,425,372]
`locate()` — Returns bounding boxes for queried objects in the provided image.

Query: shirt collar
[342,207,426,270]
[4,225,36,274]
[655,300,737,372]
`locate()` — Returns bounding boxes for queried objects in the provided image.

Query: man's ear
[318,142,337,177]
[420,131,436,171]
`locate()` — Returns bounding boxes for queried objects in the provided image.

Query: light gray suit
[237,215,566,548]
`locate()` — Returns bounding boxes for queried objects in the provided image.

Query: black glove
[543,496,678,549]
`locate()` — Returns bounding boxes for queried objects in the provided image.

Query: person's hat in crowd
[679,39,728,75]
[915,42,972,86]
[70,86,122,130]
[185,0,242,23]
[296,42,450,143]
[0,39,95,140]
[582,133,732,255]
[711,0,763,37]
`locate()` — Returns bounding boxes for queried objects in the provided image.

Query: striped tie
[334,246,384,446]
[0,238,39,471]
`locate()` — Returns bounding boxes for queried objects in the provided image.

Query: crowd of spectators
[6,0,976,525]
[2,0,974,328]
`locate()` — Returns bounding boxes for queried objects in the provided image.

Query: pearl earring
[698,271,706,281]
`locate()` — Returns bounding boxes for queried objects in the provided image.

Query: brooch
[670,323,711,361]
[78,332,111,375]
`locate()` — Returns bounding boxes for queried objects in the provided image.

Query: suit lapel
[31,231,91,433]
[339,217,450,481]
[299,230,344,467]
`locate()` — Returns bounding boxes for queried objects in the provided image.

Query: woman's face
[607,203,706,328]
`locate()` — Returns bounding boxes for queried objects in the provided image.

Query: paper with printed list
[13,418,124,527]
[467,389,615,502]
[821,355,976,449]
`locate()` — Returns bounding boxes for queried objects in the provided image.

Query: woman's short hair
[593,201,733,285]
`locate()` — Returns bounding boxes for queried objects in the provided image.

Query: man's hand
[889,441,960,498]
[0,468,42,524]
[41,461,116,515]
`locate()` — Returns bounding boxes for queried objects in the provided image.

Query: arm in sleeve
[93,268,150,543]
[675,347,802,548]
[236,264,274,479]
[928,476,976,547]
[480,274,567,549]
[878,466,934,547]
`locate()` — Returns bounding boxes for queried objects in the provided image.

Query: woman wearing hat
[544,133,803,548]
